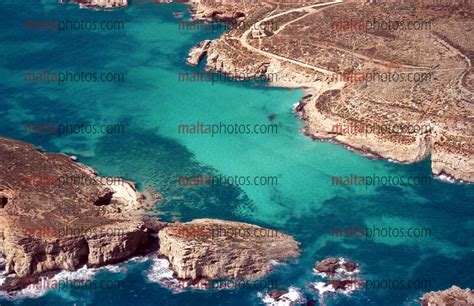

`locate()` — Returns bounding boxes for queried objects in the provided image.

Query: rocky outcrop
[0,137,164,291]
[310,257,360,294]
[159,219,300,281]
[314,257,359,278]
[59,0,127,9]
[260,287,306,306]
[187,40,212,66]
[421,286,474,306]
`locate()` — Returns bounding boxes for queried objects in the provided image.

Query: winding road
[240,1,343,75]
[238,0,431,74]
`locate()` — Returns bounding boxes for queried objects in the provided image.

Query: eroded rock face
[159,219,300,281]
[421,286,474,306]
[0,137,162,289]
[3,234,89,278]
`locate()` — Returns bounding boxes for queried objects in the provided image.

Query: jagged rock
[327,279,358,291]
[159,219,300,281]
[421,286,474,306]
[187,40,212,66]
[0,276,39,292]
[315,257,340,276]
[315,257,358,276]
[268,289,289,300]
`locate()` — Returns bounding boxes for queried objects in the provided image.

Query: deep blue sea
[0,1,472,305]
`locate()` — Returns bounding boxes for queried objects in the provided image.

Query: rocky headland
[0,137,299,293]
[0,137,160,291]
[182,0,474,183]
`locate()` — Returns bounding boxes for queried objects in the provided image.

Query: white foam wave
[102,264,127,274]
[258,287,306,306]
[0,257,6,286]
[0,265,100,300]
[128,255,150,263]
[0,258,134,301]
[310,257,361,298]
[268,260,283,267]
[146,258,182,292]
[313,257,359,279]
[436,174,456,183]
[309,280,357,296]
[310,281,337,295]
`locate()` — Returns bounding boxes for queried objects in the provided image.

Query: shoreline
[180,0,473,184]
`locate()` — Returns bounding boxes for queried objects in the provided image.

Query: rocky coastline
[181,0,474,184]
[59,0,473,185]
[0,137,299,293]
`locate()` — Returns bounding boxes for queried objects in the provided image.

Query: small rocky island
[160,219,299,281]
[0,137,299,292]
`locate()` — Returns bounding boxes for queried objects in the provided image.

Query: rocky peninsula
[0,137,299,292]
[183,0,474,183]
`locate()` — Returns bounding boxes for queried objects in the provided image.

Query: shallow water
[0,1,472,305]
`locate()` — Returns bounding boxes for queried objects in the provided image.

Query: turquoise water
[0,1,472,305]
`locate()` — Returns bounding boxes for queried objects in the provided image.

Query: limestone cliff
[0,137,160,290]
[159,219,300,281]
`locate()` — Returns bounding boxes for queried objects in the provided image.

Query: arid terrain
[185,0,474,183]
